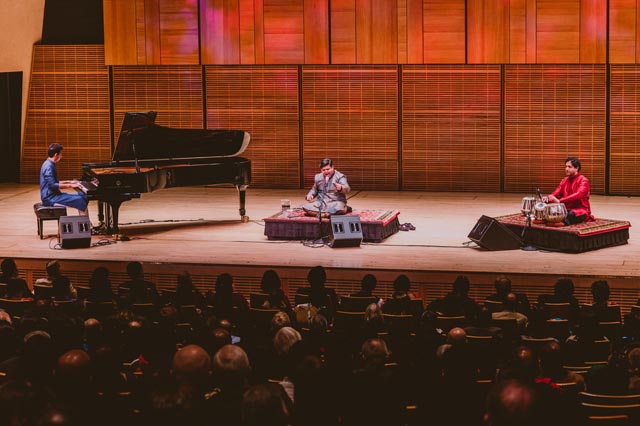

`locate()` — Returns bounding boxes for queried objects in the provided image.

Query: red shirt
[550,172,594,221]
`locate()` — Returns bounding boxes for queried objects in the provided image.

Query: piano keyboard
[77,180,98,194]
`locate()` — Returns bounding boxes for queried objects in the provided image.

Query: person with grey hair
[303,158,351,217]
[201,344,252,425]
[273,326,302,357]
[343,338,405,425]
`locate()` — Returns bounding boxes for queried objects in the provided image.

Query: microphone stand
[521,188,538,251]
[316,190,326,244]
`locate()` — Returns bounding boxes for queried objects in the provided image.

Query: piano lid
[113,111,250,162]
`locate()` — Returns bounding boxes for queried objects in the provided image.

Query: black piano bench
[33,203,67,239]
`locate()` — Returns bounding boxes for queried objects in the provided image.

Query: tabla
[533,202,546,223]
[521,197,536,216]
[544,203,567,224]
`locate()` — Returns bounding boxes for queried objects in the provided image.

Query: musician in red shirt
[543,157,594,225]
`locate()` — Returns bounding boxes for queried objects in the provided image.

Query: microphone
[536,187,542,201]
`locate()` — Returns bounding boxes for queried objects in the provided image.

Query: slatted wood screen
[302,65,399,190]
[503,65,606,194]
[402,65,501,191]
[205,66,300,188]
[610,65,640,195]
[112,65,204,141]
[21,45,111,184]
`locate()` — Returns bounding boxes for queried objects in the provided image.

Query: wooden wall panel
[21,46,111,184]
[103,0,138,65]
[200,0,241,64]
[609,0,638,63]
[398,0,408,64]
[263,0,304,63]
[406,0,424,63]
[112,65,204,141]
[239,0,257,64]
[302,66,398,190]
[467,0,510,64]
[504,65,606,194]
[206,66,300,187]
[137,0,162,64]
[535,0,580,63]
[355,0,398,64]
[402,65,502,191]
[331,0,357,64]
[157,0,200,64]
[580,0,607,63]
[509,0,528,63]
[303,0,330,63]
[423,0,466,63]
[610,65,640,194]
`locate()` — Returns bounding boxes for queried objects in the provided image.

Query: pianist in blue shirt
[40,143,89,215]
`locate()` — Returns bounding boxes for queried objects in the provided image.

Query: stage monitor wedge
[59,216,92,249]
[327,215,362,248]
[468,215,522,251]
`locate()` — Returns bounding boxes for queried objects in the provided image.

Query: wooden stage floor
[1,183,638,279]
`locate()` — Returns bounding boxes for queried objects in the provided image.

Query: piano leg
[107,200,123,235]
[237,184,249,222]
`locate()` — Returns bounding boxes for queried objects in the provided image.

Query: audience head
[504,293,518,311]
[360,274,377,293]
[270,311,291,334]
[215,273,234,296]
[360,338,390,368]
[447,327,467,345]
[260,270,281,294]
[274,326,302,356]
[364,302,382,323]
[45,260,61,278]
[453,275,471,294]
[538,341,563,377]
[494,276,512,296]
[242,383,292,426]
[207,327,232,357]
[126,261,144,279]
[628,347,640,373]
[212,344,251,388]
[89,266,110,285]
[485,379,544,426]
[507,346,538,381]
[172,344,211,386]
[55,349,91,387]
[392,274,411,293]
[309,314,328,336]
[0,258,18,279]
[591,280,610,305]
[553,278,574,299]
[176,271,194,294]
[307,266,326,288]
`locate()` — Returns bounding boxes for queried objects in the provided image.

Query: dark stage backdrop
[0,72,22,183]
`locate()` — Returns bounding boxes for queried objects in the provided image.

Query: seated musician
[302,158,350,218]
[40,143,89,215]
[542,156,594,225]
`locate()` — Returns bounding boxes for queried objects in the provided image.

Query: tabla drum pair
[521,197,567,225]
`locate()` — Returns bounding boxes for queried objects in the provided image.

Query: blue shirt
[40,158,61,202]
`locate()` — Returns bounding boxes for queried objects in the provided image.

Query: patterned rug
[495,213,631,237]
[264,208,401,226]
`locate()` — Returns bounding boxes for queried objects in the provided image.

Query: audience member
[173,271,205,308]
[1,258,31,299]
[209,273,249,323]
[538,340,585,391]
[87,266,114,302]
[492,293,529,332]
[35,260,77,300]
[118,261,159,304]
[427,275,477,320]
[296,266,338,318]
[259,270,291,312]
[486,275,530,315]
[384,274,423,317]
[241,383,292,426]
[350,273,380,301]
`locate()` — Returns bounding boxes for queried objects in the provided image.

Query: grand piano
[81,111,251,234]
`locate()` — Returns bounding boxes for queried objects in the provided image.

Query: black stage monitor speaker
[327,215,362,248]
[59,216,92,249]
[468,215,522,251]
